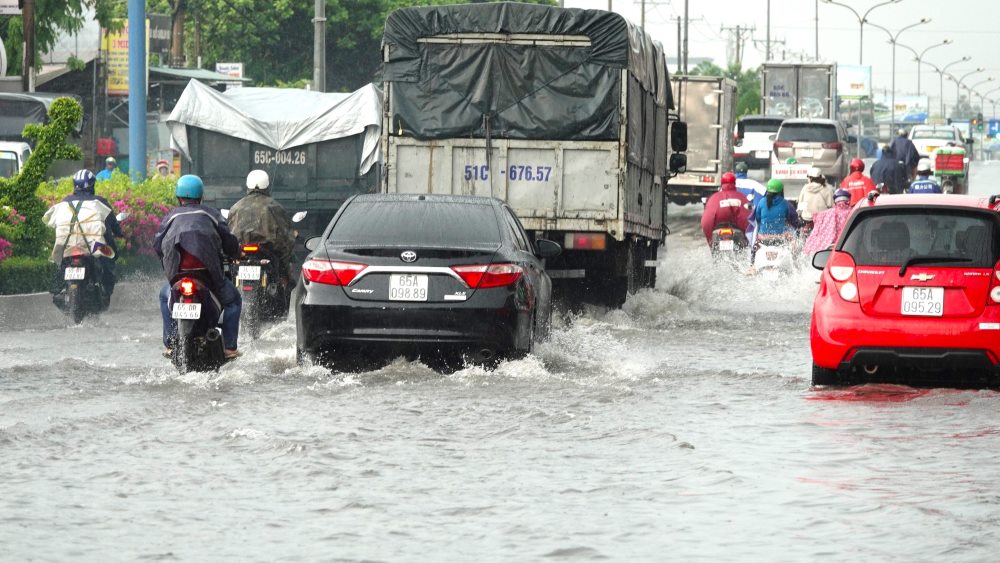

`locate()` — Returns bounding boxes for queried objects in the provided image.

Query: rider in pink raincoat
[803,189,853,257]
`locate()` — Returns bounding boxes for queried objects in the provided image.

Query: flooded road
[4,163,1000,561]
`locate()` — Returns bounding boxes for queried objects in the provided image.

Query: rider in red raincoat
[701,171,752,244]
[840,158,876,205]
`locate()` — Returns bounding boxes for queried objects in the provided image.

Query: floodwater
[3,163,1000,561]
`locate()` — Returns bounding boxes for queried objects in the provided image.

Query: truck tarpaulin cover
[381,2,673,141]
[167,80,382,174]
[0,92,84,141]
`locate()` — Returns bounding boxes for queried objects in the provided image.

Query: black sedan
[294,194,561,370]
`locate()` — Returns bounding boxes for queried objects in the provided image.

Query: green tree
[0,97,83,257]
[1,1,119,76]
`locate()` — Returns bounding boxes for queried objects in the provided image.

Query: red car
[811,193,1000,388]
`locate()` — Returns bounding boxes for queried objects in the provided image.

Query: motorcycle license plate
[238,265,262,281]
[719,240,735,251]
[900,286,944,317]
[64,267,85,280]
[172,302,202,320]
[389,273,428,301]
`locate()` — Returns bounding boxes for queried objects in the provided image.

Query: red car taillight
[302,259,367,286]
[822,142,843,151]
[827,251,859,303]
[451,264,524,289]
[179,278,197,297]
[989,260,1000,305]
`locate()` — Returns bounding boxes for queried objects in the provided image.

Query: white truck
[761,63,836,119]
[379,3,686,306]
[666,75,736,205]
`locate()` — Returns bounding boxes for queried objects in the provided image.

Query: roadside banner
[215,62,244,90]
[101,19,149,96]
[0,0,21,15]
[837,65,872,99]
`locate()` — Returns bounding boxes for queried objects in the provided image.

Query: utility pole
[127,0,147,181]
[682,0,688,73]
[676,17,682,74]
[766,0,771,62]
[21,0,35,91]
[313,0,327,91]
[721,24,754,68]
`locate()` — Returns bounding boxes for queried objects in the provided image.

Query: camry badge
[400,250,418,263]
[911,273,935,282]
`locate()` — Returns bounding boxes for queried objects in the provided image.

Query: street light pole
[953,67,986,117]
[867,19,931,133]
[938,57,972,118]
[822,0,902,65]
[915,40,951,96]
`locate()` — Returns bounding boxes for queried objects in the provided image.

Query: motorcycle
[53,212,128,324]
[230,210,307,339]
[752,236,796,281]
[167,264,229,374]
[710,223,749,262]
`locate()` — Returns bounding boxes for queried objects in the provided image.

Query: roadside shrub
[0,255,56,295]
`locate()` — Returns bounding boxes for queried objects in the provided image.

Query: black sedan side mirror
[535,238,562,259]
[812,249,832,270]
[305,236,322,252]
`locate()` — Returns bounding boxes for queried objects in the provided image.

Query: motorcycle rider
[154,174,242,359]
[803,188,853,257]
[227,169,297,283]
[796,167,834,232]
[889,127,920,179]
[700,171,751,246]
[869,144,909,194]
[840,159,876,205]
[43,169,125,305]
[751,178,800,265]
[908,158,943,194]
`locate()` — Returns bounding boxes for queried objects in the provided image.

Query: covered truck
[761,63,836,119]
[667,75,736,205]
[167,80,382,253]
[379,2,684,306]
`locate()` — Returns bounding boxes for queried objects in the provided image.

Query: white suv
[733,116,784,170]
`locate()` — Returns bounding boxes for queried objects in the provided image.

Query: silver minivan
[771,118,856,186]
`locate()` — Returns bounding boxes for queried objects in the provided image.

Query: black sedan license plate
[389,273,428,301]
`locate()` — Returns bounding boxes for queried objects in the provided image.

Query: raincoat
[701,184,751,243]
[796,181,834,222]
[840,171,876,205]
[909,176,943,194]
[869,148,909,194]
[154,203,240,292]
[803,201,853,256]
[227,192,295,263]
[43,199,113,262]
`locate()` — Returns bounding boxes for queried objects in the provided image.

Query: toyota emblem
[400,250,418,263]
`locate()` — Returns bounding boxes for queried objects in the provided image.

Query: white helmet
[917,158,932,173]
[807,167,823,180]
[246,169,270,192]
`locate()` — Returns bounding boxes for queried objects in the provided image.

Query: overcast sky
[565,0,1000,107]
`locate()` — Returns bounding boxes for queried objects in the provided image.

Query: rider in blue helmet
[46,169,125,302]
[153,174,242,358]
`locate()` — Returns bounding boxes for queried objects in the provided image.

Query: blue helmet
[73,169,96,193]
[175,174,204,199]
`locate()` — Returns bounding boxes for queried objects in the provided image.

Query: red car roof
[861,193,995,210]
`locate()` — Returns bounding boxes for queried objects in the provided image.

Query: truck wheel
[812,364,840,386]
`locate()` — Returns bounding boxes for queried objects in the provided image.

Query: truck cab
[0,141,32,178]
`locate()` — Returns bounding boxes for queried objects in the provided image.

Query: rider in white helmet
[908,158,942,194]
[797,166,834,225]
[227,169,297,280]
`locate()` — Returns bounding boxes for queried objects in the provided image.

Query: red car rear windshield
[776,123,838,143]
[840,209,999,268]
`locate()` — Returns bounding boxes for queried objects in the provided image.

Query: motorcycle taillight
[179,278,197,297]
[242,244,259,253]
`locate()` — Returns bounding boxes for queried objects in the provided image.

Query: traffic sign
[990,119,1000,137]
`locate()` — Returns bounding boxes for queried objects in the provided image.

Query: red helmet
[721,171,736,187]
[850,158,865,173]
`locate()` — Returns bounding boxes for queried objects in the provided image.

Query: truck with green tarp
[379,2,686,306]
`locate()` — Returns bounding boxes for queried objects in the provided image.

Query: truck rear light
[451,264,523,289]
[562,233,607,250]
[302,259,367,286]
[701,175,714,183]
[179,278,197,297]
[822,142,843,151]
[827,252,859,303]
[773,140,793,149]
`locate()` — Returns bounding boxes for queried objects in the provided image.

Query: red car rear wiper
[898,256,972,276]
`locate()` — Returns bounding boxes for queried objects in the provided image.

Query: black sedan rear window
[329,200,501,246]
[841,209,998,268]
[776,123,838,143]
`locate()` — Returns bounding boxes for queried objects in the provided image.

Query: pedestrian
[96,157,116,181]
